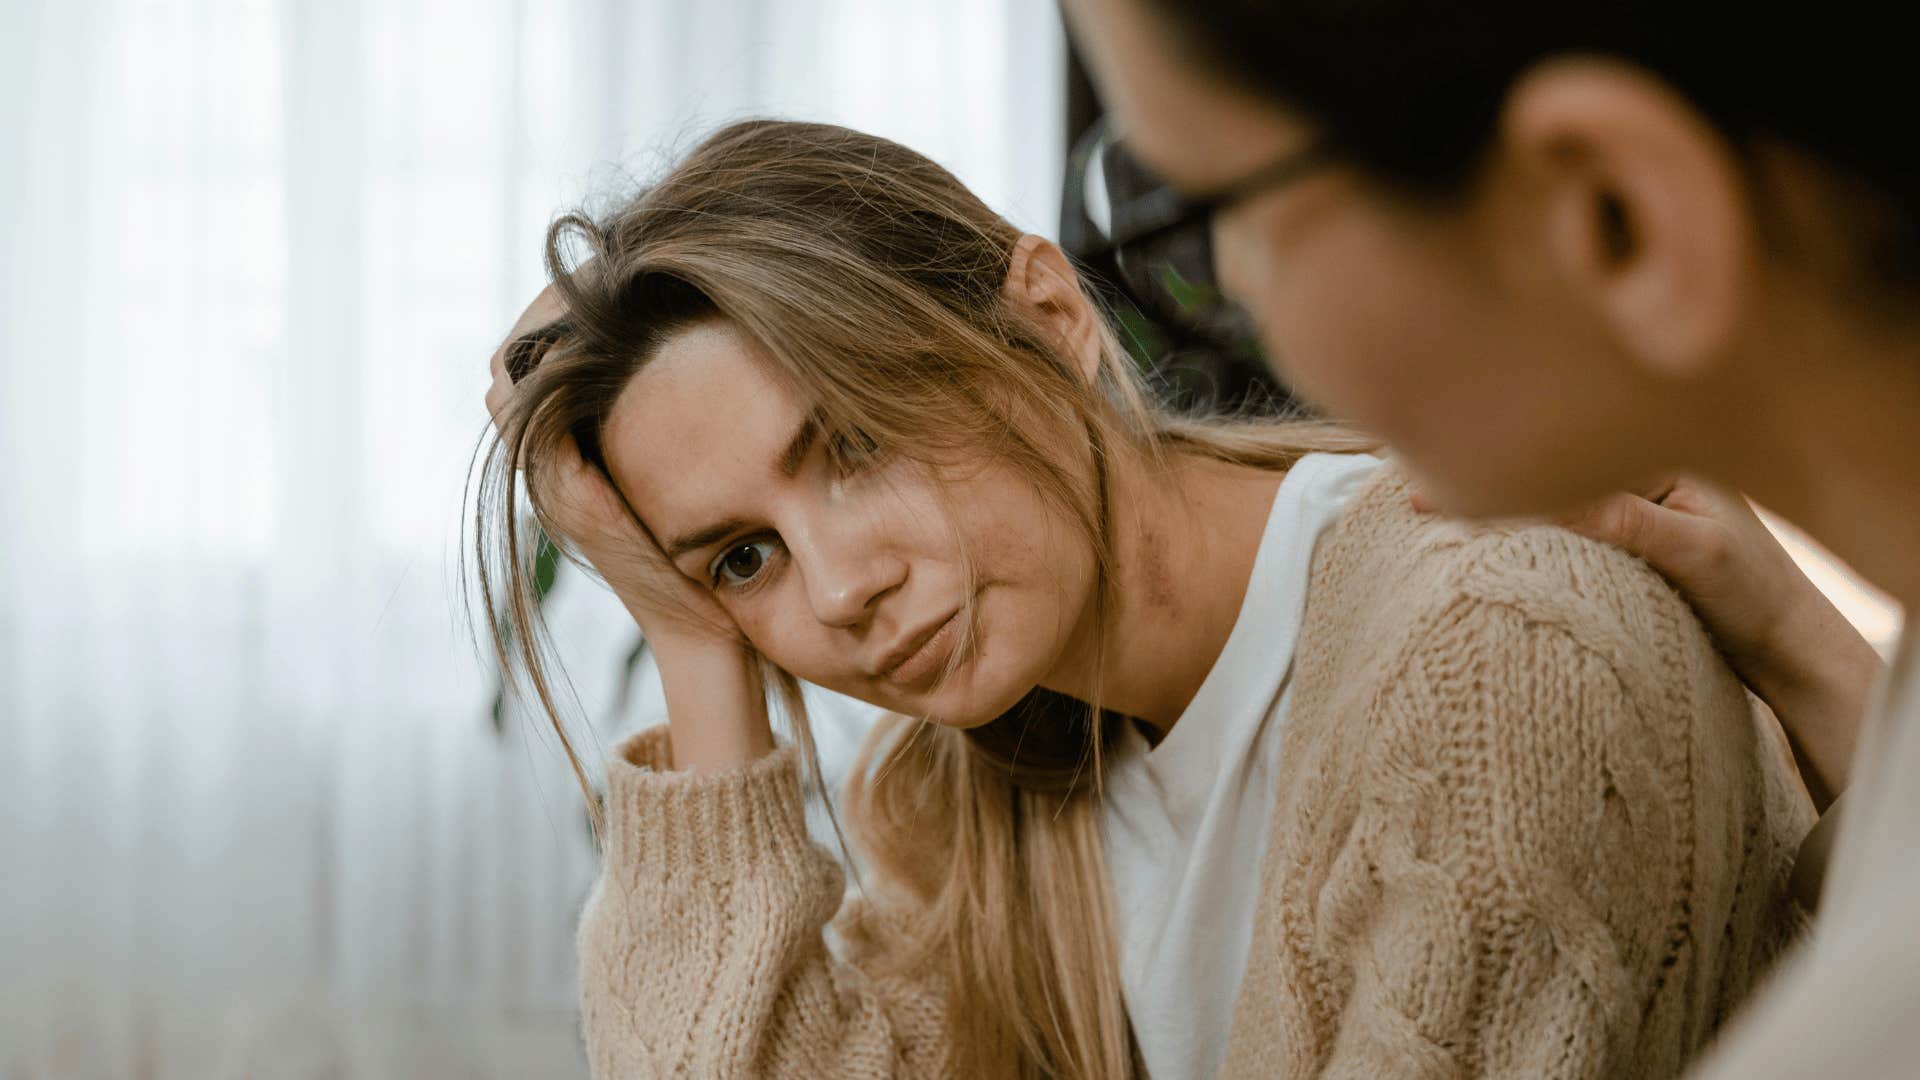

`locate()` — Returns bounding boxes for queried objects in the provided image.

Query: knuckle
[1616,504,1656,553]
[1579,498,1637,549]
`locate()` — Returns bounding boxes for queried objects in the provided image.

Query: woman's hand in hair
[487,290,775,772]
[484,287,729,639]
[1513,478,1877,812]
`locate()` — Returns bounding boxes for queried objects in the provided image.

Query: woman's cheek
[735,592,863,698]
[728,598,800,670]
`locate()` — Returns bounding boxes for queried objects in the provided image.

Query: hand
[1414,477,1879,809]
[485,287,775,771]
[484,288,729,642]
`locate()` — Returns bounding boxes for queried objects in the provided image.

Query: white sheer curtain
[0,2,1063,1076]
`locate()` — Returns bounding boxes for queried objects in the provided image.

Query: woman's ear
[1501,58,1757,381]
[1003,233,1104,385]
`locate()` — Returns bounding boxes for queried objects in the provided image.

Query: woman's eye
[713,538,778,588]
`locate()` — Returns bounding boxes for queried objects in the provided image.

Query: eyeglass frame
[1079,128,1335,338]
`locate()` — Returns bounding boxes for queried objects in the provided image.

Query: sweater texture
[576,464,1814,1078]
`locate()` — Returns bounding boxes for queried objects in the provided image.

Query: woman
[475,120,1811,1078]
[1059,2,1912,1076]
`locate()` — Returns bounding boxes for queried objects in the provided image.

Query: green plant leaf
[606,633,652,724]
[489,685,509,736]
[533,531,561,599]
[486,525,563,736]
[1112,303,1168,372]
[1155,262,1222,311]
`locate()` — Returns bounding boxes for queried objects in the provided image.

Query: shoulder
[1306,460,1730,713]
[1286,460,1767,831]
[1285,465,1737,909]
[1260,463,1804,1073]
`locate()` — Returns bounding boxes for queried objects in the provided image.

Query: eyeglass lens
[1083,132,1256,343]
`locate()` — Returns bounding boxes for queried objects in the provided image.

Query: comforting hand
[485,286,774,772]
[1419,477,1879,811]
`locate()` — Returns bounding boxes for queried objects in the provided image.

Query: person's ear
[1003,233,1103,384]
[1502,58,1756,380]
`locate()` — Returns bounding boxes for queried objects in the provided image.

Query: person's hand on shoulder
[1419,477,1880,811]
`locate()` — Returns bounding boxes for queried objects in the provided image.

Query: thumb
[1555,491,1708,572]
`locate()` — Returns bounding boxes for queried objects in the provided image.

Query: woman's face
[599,320,1099,726]
[1062,0,1701,518]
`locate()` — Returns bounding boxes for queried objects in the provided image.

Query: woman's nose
[790,518,907,628]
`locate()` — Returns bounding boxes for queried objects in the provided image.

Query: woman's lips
[884,610,964,688]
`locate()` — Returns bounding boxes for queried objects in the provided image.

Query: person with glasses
[1063,0,1905,1076]
[481,119,1813,1079]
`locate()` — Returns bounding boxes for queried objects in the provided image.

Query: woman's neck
[1039,450,1287,733]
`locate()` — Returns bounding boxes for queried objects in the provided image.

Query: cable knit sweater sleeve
[575,726,948,1079]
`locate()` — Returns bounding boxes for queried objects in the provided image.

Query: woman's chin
[809,635,1044,729]
[907,666,1038,730]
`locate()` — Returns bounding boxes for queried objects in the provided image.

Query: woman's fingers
[486,284,570,425]
[480,284,738,646]
[1554,488,1720,577]
[1412,478,1720,584]
[543,464,739,645]
[525,433,619,545]
[486,340,512,423]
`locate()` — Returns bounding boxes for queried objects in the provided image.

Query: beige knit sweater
[576,465,1814,1078]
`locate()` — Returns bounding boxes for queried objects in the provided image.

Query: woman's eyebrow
[663,517,753,562]
[663,410,824,561]
[776,410,822,479]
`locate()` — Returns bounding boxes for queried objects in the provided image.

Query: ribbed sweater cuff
[600,725,820,892]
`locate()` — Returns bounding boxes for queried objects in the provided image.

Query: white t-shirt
[1099,452,1382,1080]
[1688,627,1920,1079]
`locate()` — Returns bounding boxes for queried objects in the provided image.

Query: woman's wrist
[648,631,778,774]
[1746,589,1882,809]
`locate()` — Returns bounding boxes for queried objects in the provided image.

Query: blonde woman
[475,120,1811,1079]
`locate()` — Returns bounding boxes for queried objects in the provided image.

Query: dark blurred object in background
[1060,44,1304,419]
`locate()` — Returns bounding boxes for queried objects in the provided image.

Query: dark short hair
[1142,1,1919,279]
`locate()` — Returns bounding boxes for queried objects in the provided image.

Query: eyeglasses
[1078,124,1332,347]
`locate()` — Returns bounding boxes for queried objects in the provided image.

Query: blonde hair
[470,119,1374,1078]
